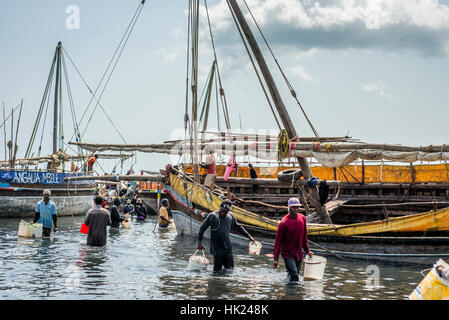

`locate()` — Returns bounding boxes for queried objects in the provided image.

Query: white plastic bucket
[18,220,43,238]
[188,250,209,271]
[303,255,327,280]
[249,241,262,255]
[410,259,449,300]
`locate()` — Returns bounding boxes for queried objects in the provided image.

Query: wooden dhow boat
[67,0,449,263]
[165,178,449,265]
[0,42,134,217]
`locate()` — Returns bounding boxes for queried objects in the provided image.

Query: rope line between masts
[242,0,319,138]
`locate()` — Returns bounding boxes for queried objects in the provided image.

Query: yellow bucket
[410,259,449,300]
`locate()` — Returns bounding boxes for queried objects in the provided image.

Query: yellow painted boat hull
[170,174,279,231]
[308,207,449,236]
[169,174,449,236]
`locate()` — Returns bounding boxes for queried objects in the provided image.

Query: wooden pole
[64,174,163,182]
[12,99,23,168]
[2,102,6,161]
[202,61,216,137]
[9,108,13,169]
[226,0,332,223]
[191,0,200,181]
[53,42,62,155]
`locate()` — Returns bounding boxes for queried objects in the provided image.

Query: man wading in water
[84,195,111,246]
[197,199,255,274]
[32,189,58,238]
[273,197,313,282]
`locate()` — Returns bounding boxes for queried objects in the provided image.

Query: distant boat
[0,42,96,218]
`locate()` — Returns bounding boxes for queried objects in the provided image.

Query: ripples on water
[0,216,425,300]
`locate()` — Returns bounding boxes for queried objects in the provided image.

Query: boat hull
[0,192,94,217]
[167,182,449,265]
[0,170,95,217]
[173,210,449,265]
[169,173,449,235]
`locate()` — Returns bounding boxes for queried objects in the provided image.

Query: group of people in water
[31,183,173,247]
[32,154,313,283]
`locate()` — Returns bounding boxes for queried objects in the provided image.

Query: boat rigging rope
[241,0,319,138]
[25,49,57,158]
[224,0,282,131]
[64,1,145,147]
[62,47,128,154]
[37,80,53,157]
[66,180,80,226]
[183,0,192,165]
[204,0,233,133]
[61,51,81,157]
[0,103,22,130]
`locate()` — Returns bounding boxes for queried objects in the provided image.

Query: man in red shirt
[273,197,313,282]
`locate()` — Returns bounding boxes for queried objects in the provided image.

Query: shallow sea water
[0,215,427,300]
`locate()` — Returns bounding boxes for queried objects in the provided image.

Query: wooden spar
[202,61,216,139]
[12,99,23,168]
[94,180,121,185]
[226,0,332,223]
[64,174,163,182]
[199,132,357,142]
[9,108,13,169]
[53,42,62,154]
[0,153,135,167]
[2,102,6,161]
[191,0,200,181]
[215,176,342,186]
[292,142,449,153]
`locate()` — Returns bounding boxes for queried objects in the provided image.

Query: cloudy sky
[1,0,448,173]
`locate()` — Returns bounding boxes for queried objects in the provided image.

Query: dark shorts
[43,227,51,238]
[213,251,234,272]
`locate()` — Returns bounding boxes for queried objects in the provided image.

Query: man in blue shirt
[32,189,58,238]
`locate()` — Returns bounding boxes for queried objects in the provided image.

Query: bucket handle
[305,261,322,265]
[193,249,206,258]
[420,268,432,277]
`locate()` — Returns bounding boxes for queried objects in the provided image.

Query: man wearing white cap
[273,197,313,282]
[32,189,58,238]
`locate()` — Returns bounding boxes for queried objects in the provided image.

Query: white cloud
[289,65,320,83]
[294,48,319,60]
[203,0,449,56]
[154,47,183,64]
[361,82,392,98]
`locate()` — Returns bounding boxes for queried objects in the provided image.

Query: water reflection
[0,216,429,300]
[302,279,325,299]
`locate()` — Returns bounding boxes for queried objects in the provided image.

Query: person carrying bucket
[32,189,58,238]
[197,199,255,274]
[84,196,111,246]
[273,197,313,282]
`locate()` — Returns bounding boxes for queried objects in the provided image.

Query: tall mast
[191,0,200,180]
[227,0,332,223]
[53,41,62,154]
